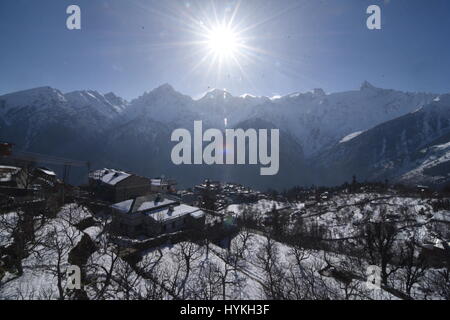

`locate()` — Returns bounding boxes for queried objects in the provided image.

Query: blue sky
[1,0,449,100]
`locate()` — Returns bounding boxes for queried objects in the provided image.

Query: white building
[150,177,177,194]
[111,194,205,238]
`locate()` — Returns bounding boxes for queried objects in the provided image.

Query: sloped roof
[112,194,177,214]
[150,204,205,222]
[0,165,22,182]
[36,167,56,176]
[112,194,205,222]
[90,168,132,186]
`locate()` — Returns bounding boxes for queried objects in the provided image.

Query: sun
[206,25,240,58]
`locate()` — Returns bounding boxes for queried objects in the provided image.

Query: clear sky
[1,0,449,100]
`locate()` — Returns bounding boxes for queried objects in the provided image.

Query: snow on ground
[0,211,18,247]
[1,198,447,300]
[400,142,450,185]
[83,226,103,242]
[224,199,303,218]
[0,205,90,299]
[132,231,397,300]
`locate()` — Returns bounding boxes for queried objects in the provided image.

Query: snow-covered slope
[125,84,198,126]
[65,90,127,117]
[0,83,445,188]
[247,81,436,156]
[0,86,128,161]
[0,86,66,117]
[312,94,450,186]
[399,133,450,186]
[195,88,269,126]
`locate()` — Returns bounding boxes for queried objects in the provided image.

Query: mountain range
[1,82,449,190]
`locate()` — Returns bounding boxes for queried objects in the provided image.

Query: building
[150,177,177,194]
[194,179,222,194]
[111,194,206,238]
[0,165,27,189]
[89,168,152,202]
[177,190,200,206]
[31,167,59,189]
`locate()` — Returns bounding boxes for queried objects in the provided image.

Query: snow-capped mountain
[65,90,128,117]
[312,95,450,186]
[195,88,269,126]
[1,83,447,189]
[125,84,198,126]
[0,86,128,156]
[247,81,436,156]
[0,86,66,117]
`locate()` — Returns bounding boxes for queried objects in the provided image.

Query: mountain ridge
[1,83,448,189]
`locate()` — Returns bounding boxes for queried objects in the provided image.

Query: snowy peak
[0,86,66,114]
[137,83,192,103]
[64,90,127,114]
[201,88,233,101]
[360,80,377,91]
[152,83,176,94]
[127,84,196,125]
[105,92,128,108]
[312,88,326,96]
[240,93,258,99]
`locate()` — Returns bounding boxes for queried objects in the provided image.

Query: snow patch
[339,131,364,143]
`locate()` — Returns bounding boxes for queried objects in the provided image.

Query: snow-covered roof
[36,167,56,176]
[150,204,205,222]
[151,179,161,186]
[151,178,176,187]
[151,179,166,186]
[112,194,205,222]
[0,175,13,183]
[137,198,176,212]
[90,168,132,186]
[112,194,178,214]
[111,199,134,213]
[0,166,21,183]
[0,165,21,171]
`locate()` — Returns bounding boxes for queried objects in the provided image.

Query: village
[0,141,274,251]
[0,142,449,300]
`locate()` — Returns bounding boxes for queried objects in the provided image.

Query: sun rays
[130,0,304,92]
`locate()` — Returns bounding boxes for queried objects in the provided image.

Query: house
[150,177,177,194]
[194,179,222,194]
[89,168,152,202]
[111,194,206,238]
[31,167,59,189]
[177,190,200,205]
[0,165,27,189]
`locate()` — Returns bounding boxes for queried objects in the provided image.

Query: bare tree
[193,259,222,300]
[84,245,120,300]
[171,241,203,299]
[397,232,427,296]
[283,242,311,299]
[359,209,399,285]
[256,236,287,299]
